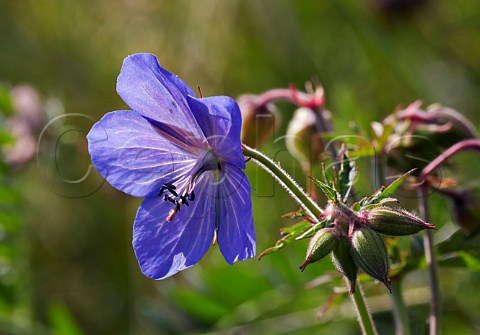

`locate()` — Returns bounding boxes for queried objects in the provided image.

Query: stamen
[164,183,176,190]
[162,185,197,222]
[163,194,177,205]
[166,208,177,222]
[158,183,178,197]
[180,195,189,206]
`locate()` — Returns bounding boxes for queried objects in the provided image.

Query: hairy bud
[331,236,358,294]
[299,228,337,271]
[350,226,391,292]
[365,206,435,236]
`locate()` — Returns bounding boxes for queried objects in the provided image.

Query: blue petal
[133,172,217,280]
[187,96,246,168]
[117,53,207,145]
[217,164,255,264]
[87,110,197,197]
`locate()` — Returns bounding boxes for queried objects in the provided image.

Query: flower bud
[286,107,324,169]
[299,228,337,271]
[350,226,391,292]
[3,85,45,169]
[445,188,480,234]
[383,101,477,172]
[238,94,280,148]
[331,236,358,294]
[365,206,435,236]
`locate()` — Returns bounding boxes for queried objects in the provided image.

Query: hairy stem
[417,140,480,334]
[419,184,439,335]
[350,280,378,335]
[242,144,323,221]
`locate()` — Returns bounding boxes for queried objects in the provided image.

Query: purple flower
[87,53,255,279]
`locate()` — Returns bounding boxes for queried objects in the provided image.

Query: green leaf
[321,133,375,158]
[48,303,83,335]
[362,197,399,210]
[259,220,313,259]
[0,131,14,146]
[360,169,415,208]
[0,186,19,205]
[310,177,339,203]
[438,251,480,270]
[279,220,312,234]
[295,221,326,240]
[337,152,357,202]
[0,86,13,117]
[172,289,229,323]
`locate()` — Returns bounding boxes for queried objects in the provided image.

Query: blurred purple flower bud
[383,101,477,172]
[286,107,325,170]
[238,94,280,148]
[10,85,44,132]
[441,188,480,234]
[290,82,325,110]
[3,85,45,168]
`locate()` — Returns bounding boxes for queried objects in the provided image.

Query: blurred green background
[1,0,480,334]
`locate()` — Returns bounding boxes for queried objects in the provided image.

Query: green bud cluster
[299,204,435,293]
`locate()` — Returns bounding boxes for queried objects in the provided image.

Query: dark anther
[163,194,176,204]
[188,192,195,201]
[179,195,189,206]
[218,163,222,171]
[164,183,176,190]
[163,194,181,211]
[158,183,178,197]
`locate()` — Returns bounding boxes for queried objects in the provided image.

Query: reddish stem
[420,139,480,180]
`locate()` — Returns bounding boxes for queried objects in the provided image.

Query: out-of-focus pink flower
[3,85,45,168]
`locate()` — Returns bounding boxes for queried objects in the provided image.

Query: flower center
[159,149,220,222]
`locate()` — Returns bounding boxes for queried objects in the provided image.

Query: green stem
[350,280,378,335]
[391,278,411,335]
[243,145,379,334]
[419,184,439,335]
[242,145,323,222]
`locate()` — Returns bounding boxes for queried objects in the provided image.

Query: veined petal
[217,164,255,264]
[187,96,245,168]
[87,110,196,197]
[133,173,217,280]
[117,53,207,146]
